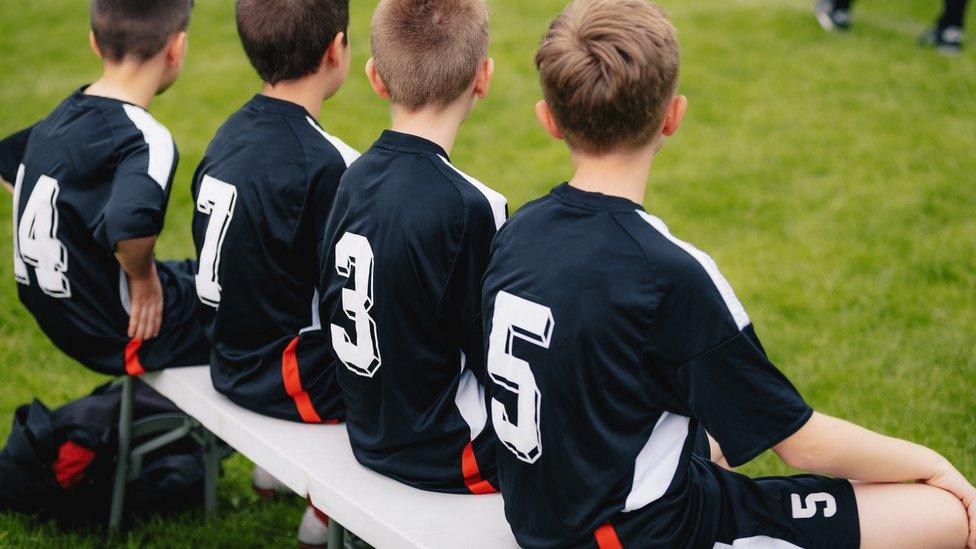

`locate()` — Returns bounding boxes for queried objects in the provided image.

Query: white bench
[116,366,518,549]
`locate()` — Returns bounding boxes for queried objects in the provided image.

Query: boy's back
[12,89,206,374]
[321,130,505,492]
[192,95,357,422]
[483,185,830,547]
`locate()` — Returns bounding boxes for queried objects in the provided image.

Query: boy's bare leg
[707,434,732,470]
[855,482,968,548]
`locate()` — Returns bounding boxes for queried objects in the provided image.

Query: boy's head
[367,0,493,112]
[236,0,350,94]
[535,0,684,155]
[90,0,193,92]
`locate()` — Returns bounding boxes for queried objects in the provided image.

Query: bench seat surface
[143,366,518,549]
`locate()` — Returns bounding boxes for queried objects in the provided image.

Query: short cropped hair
[371,0,490,110]
[236,0,350,85]
[536,0,680,154]
[91,0,193,62]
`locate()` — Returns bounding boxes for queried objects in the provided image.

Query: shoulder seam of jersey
[634,210,751,330]
[435,155,507,231]
[121,104,175,190]
[304,116,360,168]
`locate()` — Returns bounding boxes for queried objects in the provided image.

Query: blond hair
[371,0,490,110]
[536,0,680,153]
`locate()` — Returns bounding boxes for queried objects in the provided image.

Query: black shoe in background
[815,0,853,31]
[919,26,964,55]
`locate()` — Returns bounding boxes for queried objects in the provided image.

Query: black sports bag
[0,379,206,527]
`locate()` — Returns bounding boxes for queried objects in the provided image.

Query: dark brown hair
[536,0,680,153]
[236,0,350,85]
[371,0,490,110]
[91,0,193,62]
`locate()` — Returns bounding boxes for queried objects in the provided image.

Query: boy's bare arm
[1,178,11,194]
[115,236,163,341]
[774,411,976,545]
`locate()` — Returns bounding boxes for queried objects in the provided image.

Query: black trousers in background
[832,0,969,30]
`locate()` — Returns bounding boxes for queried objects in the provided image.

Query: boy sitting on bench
[319,0,506,495]
[1,0,209,377]
[190,0,356,544]
[482,1,976,547]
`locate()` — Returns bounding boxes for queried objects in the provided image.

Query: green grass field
[0,0,974,546]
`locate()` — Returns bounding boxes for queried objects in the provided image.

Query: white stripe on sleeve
[122,104,175,190]
[637,210,751,330]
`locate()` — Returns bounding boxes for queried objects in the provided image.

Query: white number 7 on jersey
[195,175,238,307]
[487,291,554,464]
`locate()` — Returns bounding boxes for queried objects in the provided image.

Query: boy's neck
[390,102,469,156]
[85,61,164,109]
[569,146,656,206]
[262,78,328,120]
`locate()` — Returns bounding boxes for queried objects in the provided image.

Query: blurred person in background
[815,0,969,54]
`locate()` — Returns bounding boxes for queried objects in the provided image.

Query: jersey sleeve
[444,200,505,382]
[646,259,812,467]
[0,124,35,184]
[94,133,174,252]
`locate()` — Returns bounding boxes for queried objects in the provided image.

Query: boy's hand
[924,460,976,548]
[115,236,163,341]
[126,264,163,341]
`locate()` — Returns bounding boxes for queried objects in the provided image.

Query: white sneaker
[297,505,330,548]
[251,465,292,499]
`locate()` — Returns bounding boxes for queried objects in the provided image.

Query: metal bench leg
[109,376,135,531]
[328,520,345,549]
[202,428,219,516]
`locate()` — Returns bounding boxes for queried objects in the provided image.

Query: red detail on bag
[54,441,96,489]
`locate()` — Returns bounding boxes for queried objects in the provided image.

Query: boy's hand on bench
[925,461,976,548]
[116,237,163,341]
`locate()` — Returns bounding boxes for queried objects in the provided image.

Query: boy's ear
[89,31,103,59]
[365,57,390,100]
[473,58,494,100]
[661,95,687,137]
[166,31,188,68]
[325,32,347,68]
[535,100,564,141]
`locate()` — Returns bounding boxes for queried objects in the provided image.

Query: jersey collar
[374,130,450,160]
[249,94,314,119]
[551,182,646,212]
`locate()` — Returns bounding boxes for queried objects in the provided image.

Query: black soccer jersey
[482,184,815,548]
[318,130,507,494]
[6,88,209,376]
[191,95,358,424]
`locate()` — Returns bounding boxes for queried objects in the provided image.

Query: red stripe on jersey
[282,337,325,424]
[125,339,146,376]
[461,441,497,495]
[594,523,623,549]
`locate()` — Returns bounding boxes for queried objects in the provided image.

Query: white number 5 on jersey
[330,232,382,377]
[195,175,238,307]
[487,291,554,464]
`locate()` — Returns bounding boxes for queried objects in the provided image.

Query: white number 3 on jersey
[487,291,554,464]
[13,166,72,298]
[330,232,382,377]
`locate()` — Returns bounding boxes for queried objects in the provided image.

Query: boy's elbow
[774,444,822,471]
[773,412,829,471]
